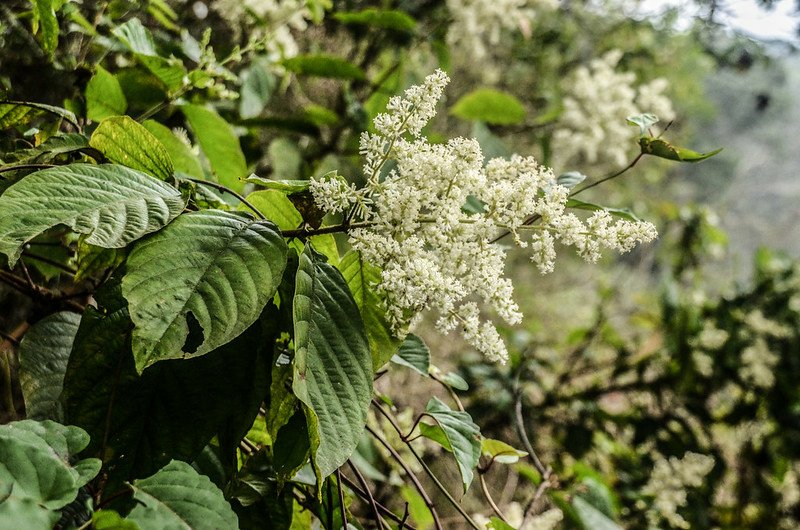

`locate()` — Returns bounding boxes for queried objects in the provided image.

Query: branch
[186,178,266,221]
[347,460,387,530]
[338,472,416,529]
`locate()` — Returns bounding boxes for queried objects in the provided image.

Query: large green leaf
[339,250,401,369]
[422,397,481,492]
[240,190,302,231]
[0,420,100,516]
[62,278,273,490]
[0,163,186,266]
[182,104,248,192]
[18,311,81,421]
[292,246,372,479]
[450,89,526,125]
[0,482,60,530]
[141,120,204,178]
[90,116,174,180]
[122,210,287,372]
[127,460,238,530]
[86,66,128,122]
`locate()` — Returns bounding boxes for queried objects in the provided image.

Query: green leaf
[63,278,273,491]
[0,100,80,130]
[142,120,204,178]
[240,60,277,119]
[626,113,659,136]
[182,104,248,192]
[12,133,90,165]
[391,334,430,376]
[400,486,434,530]
[32,0,59,54]
[557,171,587,189]
[334,9,417,33]
[0,420,100,513]
[123,210,287,372]
[90,116,174,180]
[450,89,526,125]
[339,250,402,369]
[566,199,640,222]
[86,66,128,122]
[268,138,303,181]
[17,311,81,421]
[292,246,372,479]
[423,397,481,492]
[0,482,60,530]
[283,55,366,81]
[481,438,527,465]
[441,371,469,391]
[112,18,156,56]
[92,510,141,530]
[0,163,186,266]
[572,496,622,530]
[239,190,303,230]
[112,19,186,91]
[487,517,516,530]
[127,460,238,530]
[246,175,311,194]
[638,137,723,163]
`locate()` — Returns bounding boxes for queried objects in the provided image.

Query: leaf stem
[186,178,266,220]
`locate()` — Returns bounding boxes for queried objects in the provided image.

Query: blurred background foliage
[1,0,799,528]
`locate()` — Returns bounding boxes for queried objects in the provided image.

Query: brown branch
[347,460,386,530]
[338,473,417,530]
[336,469,349,529]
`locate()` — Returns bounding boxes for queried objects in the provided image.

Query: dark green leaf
[450,89,526,125]
[86,67,128,122]
[122,210,287,372]
[18,312,81,421]
[292,246,373,479]
[283,55,366,81]
[127,460,238,529]
[90,116,174,180]
[423,397,481,492]
[339,250,402,370]
[391,334,430,376]
[182,104,248,192]
[0,163,186,266]
[62,280,273,491]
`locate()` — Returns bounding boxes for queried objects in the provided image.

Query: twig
[336,469,349,529]
[0,270,84,313]
[186,178,266,221]
[399,502,410,529]
[430,373,466,412]
[365,424,444,530]
[338,473,416,529]
[372,401,482,530]
[347,460,386,530]
[479,473,510,524]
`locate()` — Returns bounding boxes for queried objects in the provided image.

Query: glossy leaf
[423,397,481,492]
[283,55,366,81]
[391,334,430,376]
[339,250,402,369]
[450,89,526,125]
[86,66,128,122]
[17,311,81,421]
[292,246,372,479]
[90,116,174,180]
[123,210,287,372]
[0,163,186,266]
[182,104,248,192]
[127,460,238,530]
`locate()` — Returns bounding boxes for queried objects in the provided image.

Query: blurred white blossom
[641,451,714,529]
[311,70,657,363]
[552,50,675,169]
[473,502,563,530]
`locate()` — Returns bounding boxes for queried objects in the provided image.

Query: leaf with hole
[122,209,287,372]
[0,163,186,266]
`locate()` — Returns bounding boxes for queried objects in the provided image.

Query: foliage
[0,1,759,529]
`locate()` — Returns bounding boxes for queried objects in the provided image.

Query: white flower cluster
[641,451,714,529]
[552,50,675,169]
[446,0,557,61]
[211,0,310,60]
[311,70,658,363]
